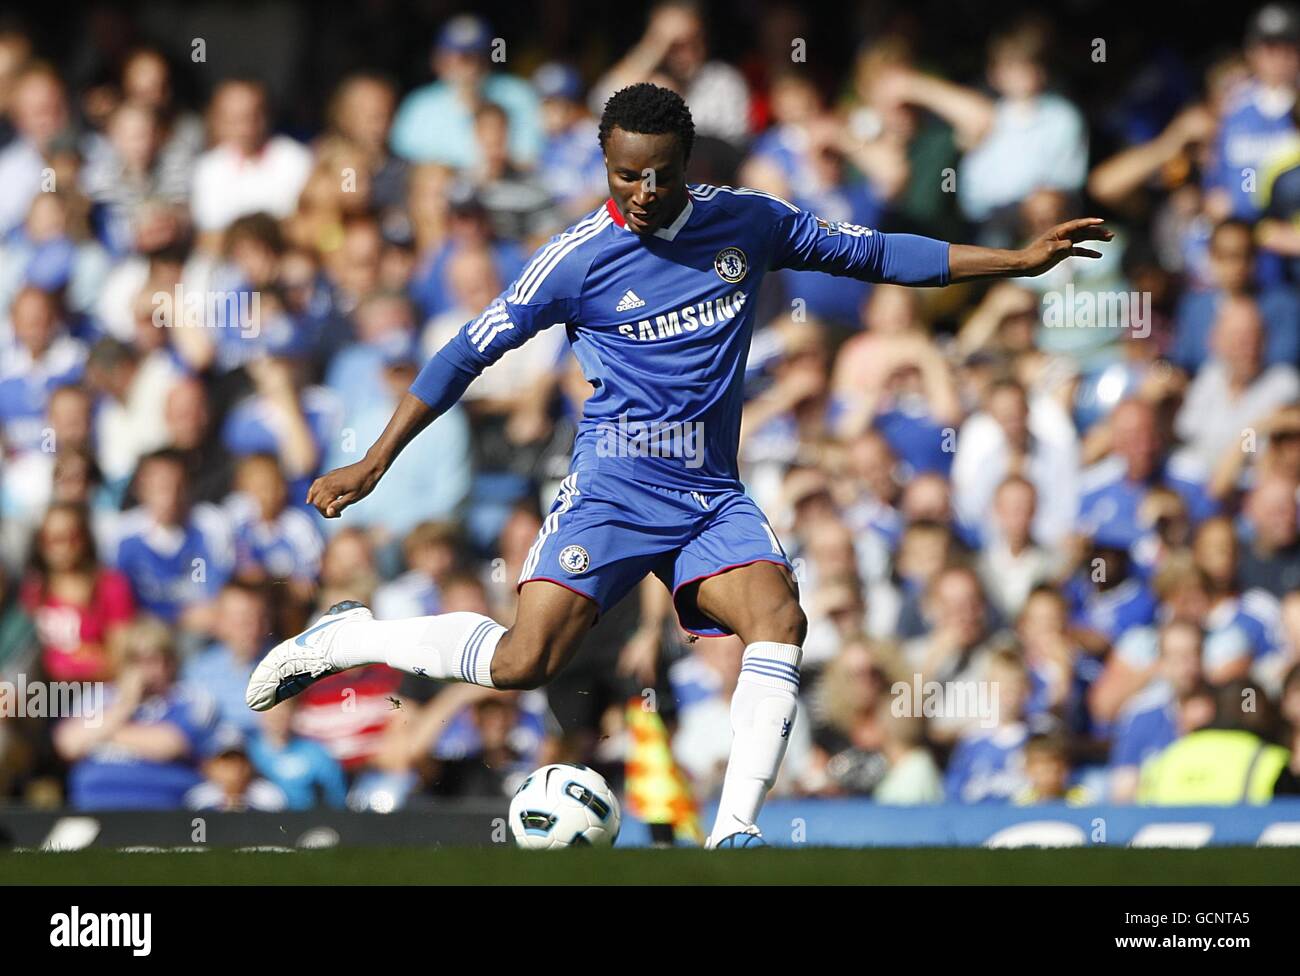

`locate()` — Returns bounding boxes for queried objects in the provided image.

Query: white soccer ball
[508,762,621,849]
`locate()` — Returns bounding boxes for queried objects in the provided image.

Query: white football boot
[245,600,372,711]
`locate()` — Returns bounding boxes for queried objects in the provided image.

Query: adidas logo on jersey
[615,289,646,312]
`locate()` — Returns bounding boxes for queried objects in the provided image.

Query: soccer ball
[508,763,621,849]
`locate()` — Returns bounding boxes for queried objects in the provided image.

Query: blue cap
[437,14,491,54]
[533,62,583,102]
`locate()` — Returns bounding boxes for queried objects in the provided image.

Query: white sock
[708,641,802,844]
[329,612,505,688]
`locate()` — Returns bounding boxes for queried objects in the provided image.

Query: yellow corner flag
[624,697,703,844]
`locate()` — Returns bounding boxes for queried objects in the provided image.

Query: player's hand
[306,458,385,518]
[1017,218,1113,277]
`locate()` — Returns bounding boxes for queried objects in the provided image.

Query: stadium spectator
[1138,680,1289,803]
[322,332,471,542]
[944,648,1033,803]
[977,475,1062,621]
[80,99,189,257]
[593,0,751,148]
[111,449,233,630]
[805,640,893,795]
[117,48,204,172]
[1108,618,1215,802]
[533,62,606,218]
[1191,516,1284,683]
[1209,401,1300,499]
[1206,4,1300,221]
[159,377,236,505]
[190,79,312,239]
[904,565,1018,742]
[55,616,221,809]
[184,725,288,811]
[372,521,458,621]
[1237,474,1300,596]
[1174,295,1300,470]
[466,102,562,242]
[226,454,322,599]
[0,286,86,455]
[20,502,133,682]
[389,15,541,169]
[0,382,96,564]
[1171,219,1300,371]
[1014,731,1089,804]
[248,697,348,809]
[0,62,72,236]
[1016,585,1102,739]
[324,290,418,415]
[400,682,547,798]
[875,18,1087,239]
[316,528,379,611]
[320,72,405,218]
[1077,398,1217,552]
[182,582,275,733]
[872,701,945,804]
[484,504,544,617]
[220,325,342,502]
[84,336,181,486]
[952,375,1080,548]
[0,189,111,322]
[1276,663,1300,793]
[741,73,904,329]
[834,326,963,478]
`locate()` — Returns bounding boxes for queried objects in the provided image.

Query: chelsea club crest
[559,545,590,574]
[714,246,748,283]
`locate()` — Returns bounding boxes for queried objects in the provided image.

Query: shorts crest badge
[559,545,590,574]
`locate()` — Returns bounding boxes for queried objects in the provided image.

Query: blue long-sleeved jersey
[411,184,950,490]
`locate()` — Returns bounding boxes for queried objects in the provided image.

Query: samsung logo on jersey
[617,290,747,341]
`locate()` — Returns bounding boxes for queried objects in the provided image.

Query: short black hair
[598,82,694,161]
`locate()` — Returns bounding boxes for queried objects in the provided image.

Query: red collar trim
[605,198,626,227]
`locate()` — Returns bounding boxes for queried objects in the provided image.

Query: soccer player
[247,83,1110,847]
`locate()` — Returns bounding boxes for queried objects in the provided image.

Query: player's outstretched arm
[307,392,436,518]
[948,218,1113,283]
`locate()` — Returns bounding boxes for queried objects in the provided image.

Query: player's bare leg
[246,579,596,710]
[691,560,807,847]
[490,581,599,688]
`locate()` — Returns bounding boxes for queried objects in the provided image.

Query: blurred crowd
[2,0,1300,815]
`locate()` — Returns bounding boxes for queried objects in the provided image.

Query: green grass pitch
[3,846,1298,884]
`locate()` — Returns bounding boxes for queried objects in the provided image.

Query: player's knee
[772,597,807,646]
[491,632,570,690]
[491,651,548,690]
[741,595,806,646]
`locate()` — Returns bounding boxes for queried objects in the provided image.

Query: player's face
[603,127,688,236]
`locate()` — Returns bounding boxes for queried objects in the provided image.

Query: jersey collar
[605,196,694,242]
